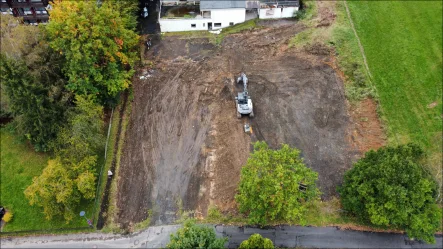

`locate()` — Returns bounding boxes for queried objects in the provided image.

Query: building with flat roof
[158,0,299,32]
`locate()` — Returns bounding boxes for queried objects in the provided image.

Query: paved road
[138,0,160,34]
[1,225,441,248]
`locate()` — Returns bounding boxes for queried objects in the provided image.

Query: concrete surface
[1,225,442,248]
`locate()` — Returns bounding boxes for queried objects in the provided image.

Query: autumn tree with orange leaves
[46,0,139,104]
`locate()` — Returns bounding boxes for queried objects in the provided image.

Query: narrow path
[343,0,373,80]
[96,92,129,230]
[2,225,441,248]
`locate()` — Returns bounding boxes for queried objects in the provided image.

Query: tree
[24,96,104,222]
[239,234,274,249]
[338,143,441,244]
[0,15,41,59]
[167,220,227,249]
[46,0,139,104]
[235,142,320,225]
[0,37,72,151]
[51,95,105,162]
[24,156,97,222]
[1,15,47,121]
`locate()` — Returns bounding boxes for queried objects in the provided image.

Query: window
[23,7,33,15]
[191,24,196,28]
[202,11,211,18]
[1,8,11,15]
[214,23,221,27]
[203,23,205,27]
[15,8,24,16]
[34,7,47,15]
[229,22,234,26]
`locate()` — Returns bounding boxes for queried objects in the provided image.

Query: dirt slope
[116,20,366,228]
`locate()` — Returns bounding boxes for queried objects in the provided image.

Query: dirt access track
[116,17,378,229]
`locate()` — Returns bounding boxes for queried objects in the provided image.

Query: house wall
[209,8,246,27]
[159,18,207,32]
[160,8,246,32]
[259,6,298,19]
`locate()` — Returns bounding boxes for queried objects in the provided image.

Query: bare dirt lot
[116,17,383,228]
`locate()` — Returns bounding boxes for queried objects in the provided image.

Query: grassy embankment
[0,129,93,232]
[346,0,442,187]
[291,0,442,192]
[161,19,259,45]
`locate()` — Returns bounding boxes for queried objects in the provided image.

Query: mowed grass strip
[347,1,442,161]
[0,129,91,232]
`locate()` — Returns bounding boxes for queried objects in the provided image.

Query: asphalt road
[138,0,160,34]
[1,225,442,248]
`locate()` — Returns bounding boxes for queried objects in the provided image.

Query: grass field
[346,1,442,172]
[0,128,93,232]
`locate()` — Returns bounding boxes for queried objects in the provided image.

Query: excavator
[235,73,254,118]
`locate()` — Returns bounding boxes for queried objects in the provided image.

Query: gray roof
[259,0,300,7]
[200,0,246,9]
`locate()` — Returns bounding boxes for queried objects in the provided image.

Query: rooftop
[200,0,246,9]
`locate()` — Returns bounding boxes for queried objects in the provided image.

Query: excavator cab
[235,73,254,118]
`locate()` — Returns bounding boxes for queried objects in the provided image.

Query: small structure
[158,0,299,33]
[258,0,300,19]
[159,0,246,32]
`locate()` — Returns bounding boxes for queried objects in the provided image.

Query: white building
[258,1,299,19]
[159,0,299,33]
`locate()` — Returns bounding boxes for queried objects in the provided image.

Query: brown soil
[347,98,386,154]
[116,13,384,227]
[316,1,337,27]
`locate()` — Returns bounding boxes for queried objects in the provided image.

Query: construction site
[116,13,385,229]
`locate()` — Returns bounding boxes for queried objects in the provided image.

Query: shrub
[207,206,223,221]
[235,142,320,225]
[2,211,13,223]
[239,234,274,249]
[167,220,227,249]
[339,143,442,244]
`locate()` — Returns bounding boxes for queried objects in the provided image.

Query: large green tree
[52,95,105,163]
[235,142,320,225]
[167,220,227,249]
[0,37,71,151]
[0,15,38,119]
[46,0,139,104]
[24,96,104,222]
[339,144,441,243]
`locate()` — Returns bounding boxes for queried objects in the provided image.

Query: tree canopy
[339,143,441,243]
[167,220,227,249]
[24,96,104,221]
[235,142,320,225]
[46,0,139,103]
[239,234,274,249]
[0,34,71,151]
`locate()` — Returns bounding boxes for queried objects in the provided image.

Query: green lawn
[0,129,92,232]
[347,1,442,169]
